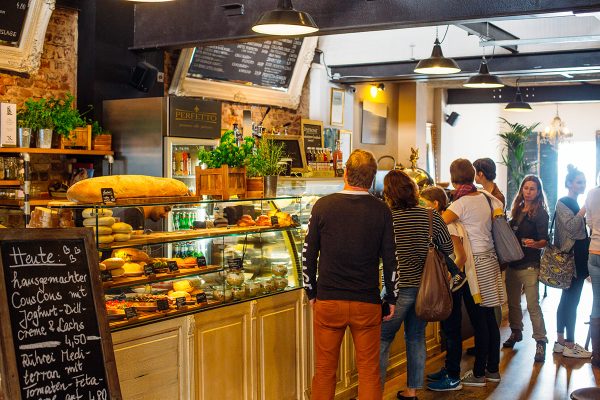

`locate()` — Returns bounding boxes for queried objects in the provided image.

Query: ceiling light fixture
[505,79,532,112]
[541,105,573,145]
[414,27,461,75]
[463,57,504,88]
[252,0,319,36]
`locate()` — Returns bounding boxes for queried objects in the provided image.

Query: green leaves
[246,138,286,177]
[17,93,87,138]
[197,130,255,168]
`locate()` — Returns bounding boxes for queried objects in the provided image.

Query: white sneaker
[563,344,592,358]
[553,342,565,353]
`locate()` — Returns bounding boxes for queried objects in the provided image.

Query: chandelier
[541,105,573,145]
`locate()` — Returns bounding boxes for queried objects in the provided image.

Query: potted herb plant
[17,97,54,148]
[246,138,286,198]
[91,121,112,151]
[49,93,87,149]
[196,130,255,199]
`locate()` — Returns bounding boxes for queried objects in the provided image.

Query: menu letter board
[187,38,303,89]
[0,229,122,400]
[0,1,28,46]
[301,119,324,161]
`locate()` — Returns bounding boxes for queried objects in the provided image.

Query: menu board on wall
[0,229,122,400]
[0,1,28,46]
[301,119,324,159]
[187,38,303,89]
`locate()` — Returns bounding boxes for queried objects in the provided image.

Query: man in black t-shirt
[303,149,399,400]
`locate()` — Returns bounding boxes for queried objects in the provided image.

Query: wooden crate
[61,125,92,149]
[246,177,264,199]
[93,134,112,151]
[195,165,246,200]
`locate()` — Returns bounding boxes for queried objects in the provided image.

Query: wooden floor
[383,280,600,400]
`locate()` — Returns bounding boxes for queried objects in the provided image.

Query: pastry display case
[47,196,303,331]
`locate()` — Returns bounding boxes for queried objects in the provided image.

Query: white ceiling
[318,15,600,66]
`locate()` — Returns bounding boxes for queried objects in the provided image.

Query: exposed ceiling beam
[481,35,600,47]
[329,49,600,84]
[447,84,600,104]
[132,0,600,50]
[456,22,519,53]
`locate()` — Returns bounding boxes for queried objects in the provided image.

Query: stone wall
[0,8,78,106]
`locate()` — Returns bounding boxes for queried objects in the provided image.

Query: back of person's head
[511,174,547,219]
[450,158,475,185]
[420,186,448,211]
[473,158,497,181]
[565,164,584,188]
[383,170,419,209]
[345,149,377,189]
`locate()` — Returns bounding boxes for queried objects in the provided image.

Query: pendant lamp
[463,58,504,88]
[414,30,461,75]
[252,0,319,36]
[505,80,532,112]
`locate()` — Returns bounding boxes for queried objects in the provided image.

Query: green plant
[498,117,540,204]
[48,93,86,138]
[198,130,254,168]
[247,138,286,177]
[17,97,53,130]
[90,120,110,137]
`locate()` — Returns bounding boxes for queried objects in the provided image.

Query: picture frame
[0,0,55,74]
[330,88,345,126]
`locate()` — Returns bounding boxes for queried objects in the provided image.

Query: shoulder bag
[415,209,453,322]
[539,213,574,289]
[484,195,524,264]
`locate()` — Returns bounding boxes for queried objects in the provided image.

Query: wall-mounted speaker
[445,111,459,126]
[129,61,158,92]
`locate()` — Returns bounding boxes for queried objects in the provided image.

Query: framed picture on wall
[330,88,345,126]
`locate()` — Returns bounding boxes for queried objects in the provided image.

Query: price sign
[101,188,116,203]
[0,229,122,399]
[124,307,138,319]
[227,258,243,270]
[292,215,300,225]
[175,297,186,309]
[167,260,179,272]
[270,216,279,226]
[156,299,169,311]
[196,256,207,267]
[196,292,208,304]
[143,264,155,276]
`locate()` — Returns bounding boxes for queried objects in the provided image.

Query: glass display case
[47,196,303,331]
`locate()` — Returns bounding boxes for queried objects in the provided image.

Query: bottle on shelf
[333,140,344,177]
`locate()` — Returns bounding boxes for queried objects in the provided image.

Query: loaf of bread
[67,175,190,203]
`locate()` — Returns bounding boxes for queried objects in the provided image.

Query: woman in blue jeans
[585,177,600,368]
[379,171,453,400]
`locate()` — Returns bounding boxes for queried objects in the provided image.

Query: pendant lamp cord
[439,25,450,44]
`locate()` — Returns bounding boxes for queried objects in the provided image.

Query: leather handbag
[484,195,524,264]
[415,209,453,322]
[539,213,574,289]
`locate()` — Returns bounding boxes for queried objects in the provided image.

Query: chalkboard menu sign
[0,1,28,45]
[264,135,306,171]
[187,38,303,89]
[301,119,324,161]
[0,229,122,400]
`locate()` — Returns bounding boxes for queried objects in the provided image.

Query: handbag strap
[483,192,495,220]
[427,207,434,247]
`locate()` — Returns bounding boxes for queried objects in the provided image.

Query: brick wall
[164,50,309,136]
[0,8,78,106]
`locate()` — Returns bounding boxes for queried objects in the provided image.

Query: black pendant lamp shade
[252,0,319,36]
[463,60,504,88]
[505,88,532,112]
[414,38,461,75]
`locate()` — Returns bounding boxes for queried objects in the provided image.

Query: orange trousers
[311,300,382,400]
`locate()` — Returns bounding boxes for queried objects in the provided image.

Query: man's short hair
[346,149,377,189]
[450,158,475,185]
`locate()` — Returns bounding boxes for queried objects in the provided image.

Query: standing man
[303,149,399,400]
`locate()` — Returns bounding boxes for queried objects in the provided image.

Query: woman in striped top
[379,170,453,400]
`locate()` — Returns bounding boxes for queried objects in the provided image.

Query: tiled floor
[383,281,599,400]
